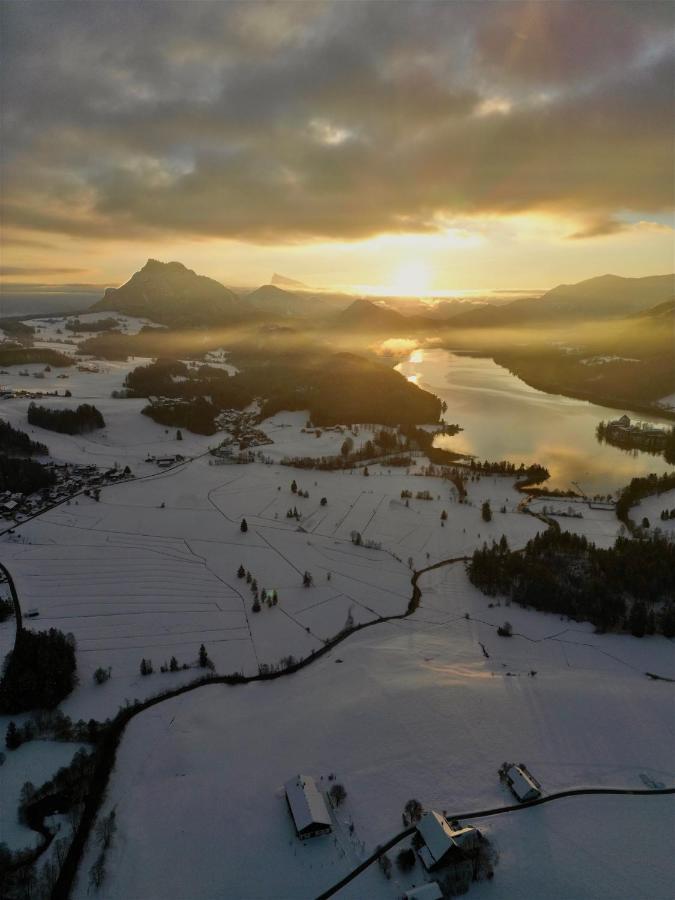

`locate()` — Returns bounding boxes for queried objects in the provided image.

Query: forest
[0,627,77,713]
[0,347,73,368]
[125,352,442,431]
[27,403,105,435]
[0,455,55,493]
[0,419,48,456]
[468,529,675,636]
[616,471,675,524]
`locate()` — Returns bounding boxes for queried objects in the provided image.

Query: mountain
[270,273,311,289]
[450,273,675,329]
[538,273,674,318]
[91,259,242,326]
[334,298,427,332]
[635,297,675,324]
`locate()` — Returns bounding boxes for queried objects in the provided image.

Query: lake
[396,348,673,494]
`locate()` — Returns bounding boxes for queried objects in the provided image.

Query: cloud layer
[1,1,673,244]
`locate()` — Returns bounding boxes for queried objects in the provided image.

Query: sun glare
[388,260,433,297]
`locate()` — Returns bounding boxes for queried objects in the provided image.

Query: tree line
[616,471,675,525]
[0,627,77,713]
[0,455,56,494]
[28,403,105,435]
[0,419,48,456]
[468,529,675,636]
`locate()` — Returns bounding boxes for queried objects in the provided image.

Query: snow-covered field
[0,455,542,724]
[527,497,624,547]
[0,322,673,899]
[0,358,215,470]
[70,562,675,900]
[634,488,675,535]
[25,312,164,343]
[657,392,675,412]
[0,740,86,851]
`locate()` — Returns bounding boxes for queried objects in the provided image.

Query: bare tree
[95,810,117,850]
[329,783,347,807]
[89,853,106,891]
[403,798,423,825]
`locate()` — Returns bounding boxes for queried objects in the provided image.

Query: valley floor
[69,562,675,900]
[0,331,672,900]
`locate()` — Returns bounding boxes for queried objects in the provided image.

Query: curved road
[314,786,675,900]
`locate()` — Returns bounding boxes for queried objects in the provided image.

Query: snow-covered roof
[284,775,331,833]
[506,764,541,801]
[404,883,443,900]
[449,825,478,848]
[417,811,456,864]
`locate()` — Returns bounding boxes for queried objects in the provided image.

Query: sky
[1,0,673,298]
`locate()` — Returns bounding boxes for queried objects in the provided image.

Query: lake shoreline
[396,348,674,494]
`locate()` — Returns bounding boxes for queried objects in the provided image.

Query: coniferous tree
[5,721,21,750]
[628,601,648,638]
[0,628,77,713]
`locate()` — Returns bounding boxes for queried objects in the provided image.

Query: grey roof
[506,764,541,801]
[417,812,480,866]
[284,775,331,833]
[417,811,456,864]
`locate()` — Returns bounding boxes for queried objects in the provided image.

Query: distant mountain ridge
[246,284,351,318]
[270,273,311,289]
[450,273,675,329]
[91,261,674,334]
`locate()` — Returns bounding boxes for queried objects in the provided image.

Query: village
[1,462,131,526]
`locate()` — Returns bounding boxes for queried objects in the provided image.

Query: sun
[388,260,433,297]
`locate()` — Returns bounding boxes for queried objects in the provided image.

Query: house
[416,811,480,870]
[284,775,332,839]
[502,763,541,802]
[403,883,443,900]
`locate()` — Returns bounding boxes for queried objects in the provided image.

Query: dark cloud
[567,220,629,241]
[0,266,86,276]
[1,1,672,243]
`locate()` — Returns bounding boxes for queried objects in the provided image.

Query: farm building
[403,883,443,900]
[416,811,480,871]
[284,775,332,839]
[501,763,542,802]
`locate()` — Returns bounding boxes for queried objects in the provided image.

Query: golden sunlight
[388,260,433,297]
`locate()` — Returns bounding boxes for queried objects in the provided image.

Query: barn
[416,811,480,870]
[502,763,542,802]
[284,775,332,839]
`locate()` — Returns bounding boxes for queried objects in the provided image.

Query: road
[314,785,675,899]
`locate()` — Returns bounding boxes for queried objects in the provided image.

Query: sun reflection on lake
[396,348,674,493]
